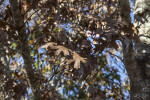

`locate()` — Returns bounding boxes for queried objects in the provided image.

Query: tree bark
[120,0,150,99]
[9,0,41,99]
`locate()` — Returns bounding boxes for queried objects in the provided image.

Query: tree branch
[118,0,131,26]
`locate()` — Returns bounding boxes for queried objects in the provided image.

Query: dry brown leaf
[55,46,71,56]
[82,40,91,49]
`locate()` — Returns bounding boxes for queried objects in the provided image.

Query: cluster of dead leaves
[41,42,96,79]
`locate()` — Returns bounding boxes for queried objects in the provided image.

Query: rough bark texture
[132,0,150,99]
[9,0,41,99]
[120,0,150,99]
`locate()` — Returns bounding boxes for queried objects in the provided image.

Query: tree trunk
[120,0,150,99]
[9,0,41,99]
